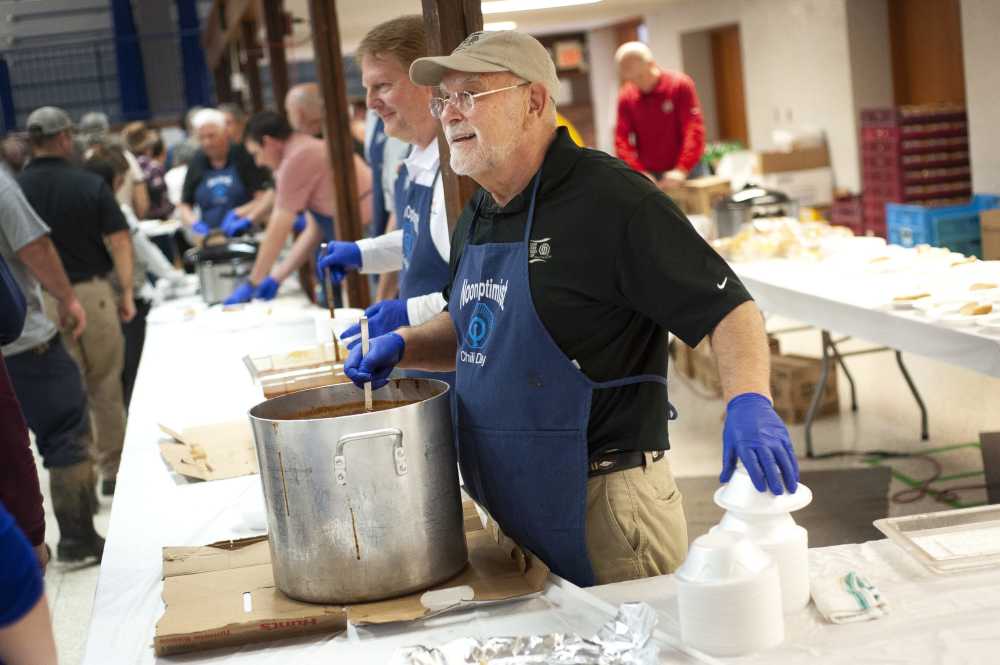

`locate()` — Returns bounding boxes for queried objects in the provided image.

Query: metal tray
[874,504,1000,574]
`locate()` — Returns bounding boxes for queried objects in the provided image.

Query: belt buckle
[589,457,616,474]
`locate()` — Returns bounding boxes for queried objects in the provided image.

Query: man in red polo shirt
[614,41,705,189]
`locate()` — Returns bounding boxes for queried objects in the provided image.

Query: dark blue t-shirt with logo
[181,143,270,228]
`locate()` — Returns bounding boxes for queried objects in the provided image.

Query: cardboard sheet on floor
[158,420,258,481]
[154,507,549,656]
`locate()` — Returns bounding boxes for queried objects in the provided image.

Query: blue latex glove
[344,332,405,390]
[191,220,211,236]
[721,392,799,495]
[223,282,255,306]
[316,241,362,284]
[221,209,252,237]
[253,276,280,301]
[343,300,409,349]
[292,212,307,233]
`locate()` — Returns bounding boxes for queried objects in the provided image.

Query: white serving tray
[874,504,1000,574]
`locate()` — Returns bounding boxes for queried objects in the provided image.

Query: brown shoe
[50,462,105,563]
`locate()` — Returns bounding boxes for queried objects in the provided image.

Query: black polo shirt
[17,156,128,283]
[444,127,752,457]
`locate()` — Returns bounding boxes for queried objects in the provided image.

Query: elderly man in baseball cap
[347,32,800,590]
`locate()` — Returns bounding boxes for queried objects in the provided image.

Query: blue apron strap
[592,373,678,421]
[465,190,486,243]
[522,171,544,243]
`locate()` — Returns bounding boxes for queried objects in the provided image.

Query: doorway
[889,0,966,105]
[681,24,748,148]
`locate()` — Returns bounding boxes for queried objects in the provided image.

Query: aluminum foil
[389,602,659,665]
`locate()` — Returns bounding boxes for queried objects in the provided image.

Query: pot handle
[334,427,405,486]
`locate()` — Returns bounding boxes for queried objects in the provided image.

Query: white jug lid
[714,466,812,515]
[675,531,774,584]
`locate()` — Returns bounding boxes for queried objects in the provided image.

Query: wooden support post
[421,0,483,230]
[240,20,264,112]
[213,51,234,104]
[307,0,370,308]
[260,0,290,112]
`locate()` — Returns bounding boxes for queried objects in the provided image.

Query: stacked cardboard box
[769,353,839,424]
[670,176,731,216]
[860,104,971,238]
[671,336,780,399]
[757,145,835,208]
[980,209,1000,260]
[672,339,838,423]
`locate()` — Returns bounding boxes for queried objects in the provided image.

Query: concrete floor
[34,316,1000,664]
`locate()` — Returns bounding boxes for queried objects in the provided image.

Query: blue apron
[194,161,248,229]
[394,161,454,386]
[448,172,670,587]
[368,117,390,238]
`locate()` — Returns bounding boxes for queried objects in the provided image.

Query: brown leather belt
[28,334,59,356]
[588,449,664,478]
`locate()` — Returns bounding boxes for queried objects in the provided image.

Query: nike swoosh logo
[717,277,728,289]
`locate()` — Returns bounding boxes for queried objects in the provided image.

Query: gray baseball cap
[409,30,559,98]
[79,111,110,136]
[26,106,73,136]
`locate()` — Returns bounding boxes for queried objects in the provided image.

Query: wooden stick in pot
[360,316,373,411]
[318,242,341,363]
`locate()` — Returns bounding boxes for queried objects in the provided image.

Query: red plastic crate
[861,105,967,128]
[861,122,967,143]
[830,196,864,234]
[865,180,972,203]
[900,151,969,169]
[862,152,900,171]
[862,134,968,156]
[864,217,887,238]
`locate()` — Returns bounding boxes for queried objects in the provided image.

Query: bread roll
[959,302,992,316]
[894,292,931,302]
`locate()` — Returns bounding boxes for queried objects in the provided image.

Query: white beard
[449,130,519,177]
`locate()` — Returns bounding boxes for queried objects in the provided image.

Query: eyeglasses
[429,82,529,119]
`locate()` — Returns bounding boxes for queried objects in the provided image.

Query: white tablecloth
[591,538,1000,664]
[81,298,703,665]
[734,258,1000,377]
[82,294,1000,665]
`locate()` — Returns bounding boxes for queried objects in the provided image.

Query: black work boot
[50,462,106,563]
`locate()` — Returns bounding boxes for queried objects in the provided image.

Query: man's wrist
[726,391,773,411]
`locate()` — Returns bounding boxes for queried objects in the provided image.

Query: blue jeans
[4,335,91,469]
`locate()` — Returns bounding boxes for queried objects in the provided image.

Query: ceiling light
[484,21,518,31]
[481,0,603,15]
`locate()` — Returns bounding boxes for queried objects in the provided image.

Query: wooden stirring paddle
[360,316,373,412]
[319,242,341,363]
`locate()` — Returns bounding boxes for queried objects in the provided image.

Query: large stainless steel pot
[248,378,468,604]
[713,185,797,238]
[183,238,257,305]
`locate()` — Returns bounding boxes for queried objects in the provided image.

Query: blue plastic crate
[942,239,982,259]
[886,194,1000,248]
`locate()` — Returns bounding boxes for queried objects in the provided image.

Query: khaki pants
[586,453,688,585]
[46,279,127,479]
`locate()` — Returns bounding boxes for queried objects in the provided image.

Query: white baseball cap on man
[409,30,559,98]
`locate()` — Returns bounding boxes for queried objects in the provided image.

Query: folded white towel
[811,571,888,624]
